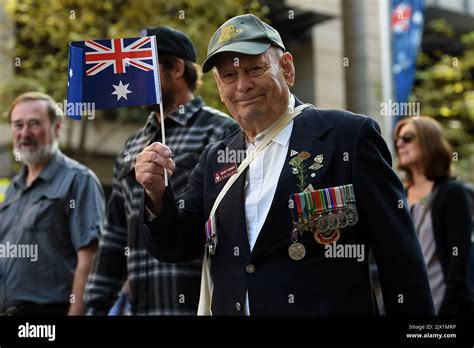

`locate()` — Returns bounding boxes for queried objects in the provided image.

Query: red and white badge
[213,163,238,184]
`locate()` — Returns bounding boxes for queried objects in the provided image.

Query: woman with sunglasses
[393,116,473,315]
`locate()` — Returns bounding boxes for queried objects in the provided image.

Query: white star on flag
[112,80,132,101]
[69,69,73,78]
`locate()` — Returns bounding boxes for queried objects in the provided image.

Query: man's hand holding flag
[67,35,168,185]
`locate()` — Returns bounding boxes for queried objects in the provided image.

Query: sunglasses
[394,132,416,145]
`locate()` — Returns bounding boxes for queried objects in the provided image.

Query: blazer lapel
[211,131,251,260]
[249,107,334,262]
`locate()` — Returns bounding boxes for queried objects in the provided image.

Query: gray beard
[14,140,58,165]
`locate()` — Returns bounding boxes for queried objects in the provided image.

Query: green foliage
[412,19,474,183]
[426,18,455,38]
[0,0,268,121]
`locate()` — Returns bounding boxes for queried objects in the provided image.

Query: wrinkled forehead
[11,100,50,123]
[214,51,269,71]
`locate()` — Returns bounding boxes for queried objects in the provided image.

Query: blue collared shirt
[0,150,104,307]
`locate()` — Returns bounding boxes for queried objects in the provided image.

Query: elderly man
[85,26,238,315]
[136,14,435,315]
[0,92,104,315]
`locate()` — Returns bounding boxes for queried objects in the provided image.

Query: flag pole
[159,102,168,187]
[150,34,168,187]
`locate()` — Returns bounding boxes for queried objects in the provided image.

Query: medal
[346,206,358,226]
[288,242,306,260]
[336,210,349,228]
[307,213,317,231]
[205,216,218,255]
[314,214,329,232]
[298,217,310,234]
[314,229,340,245]
[289,227,306,260]
[327,213,339,230]
[294,193,310,235]
[334,186,350,228]
[289,184,359,246]
[342,185,358,226]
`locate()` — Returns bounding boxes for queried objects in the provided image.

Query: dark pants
[0,302,69,315]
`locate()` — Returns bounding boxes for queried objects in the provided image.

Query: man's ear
[280,52,295,87]
[212,69,225,103]
[53,119,62,139]
[172,58,185,79]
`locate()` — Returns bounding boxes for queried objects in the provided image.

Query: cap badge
[218,25,243,44]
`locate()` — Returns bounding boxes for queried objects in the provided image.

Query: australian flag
[67,36,162,120]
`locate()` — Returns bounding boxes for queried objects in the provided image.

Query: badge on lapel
[288,150,312,192]
[289,151,325,186]
[213,163,238,184]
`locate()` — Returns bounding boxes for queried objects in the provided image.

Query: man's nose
[19,125,32,139]
[236,72,253,92]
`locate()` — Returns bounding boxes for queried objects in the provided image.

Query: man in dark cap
[136,14,435,316]
[85,26,238,315]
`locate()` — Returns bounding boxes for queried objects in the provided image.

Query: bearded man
[0,92,104,315]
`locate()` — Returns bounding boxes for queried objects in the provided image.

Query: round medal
[314,215,329,232]
[314,229,341,245]
[336,211,349,228]
[346,205,358,226]
[327,213,339,230]
[288,242,306,261]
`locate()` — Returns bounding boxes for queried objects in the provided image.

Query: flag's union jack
[85,37,154,76]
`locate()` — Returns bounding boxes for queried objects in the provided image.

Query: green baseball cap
[202,14,285,73]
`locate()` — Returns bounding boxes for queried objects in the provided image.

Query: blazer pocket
[318,295,375,316]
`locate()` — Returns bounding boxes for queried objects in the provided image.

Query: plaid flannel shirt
[85,97,238,315]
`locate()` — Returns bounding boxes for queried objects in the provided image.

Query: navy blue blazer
[141,98,435,316]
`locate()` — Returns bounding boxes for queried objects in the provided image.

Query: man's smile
[235,94,265,105]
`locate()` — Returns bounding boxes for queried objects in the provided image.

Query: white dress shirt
[243,95,295,314]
